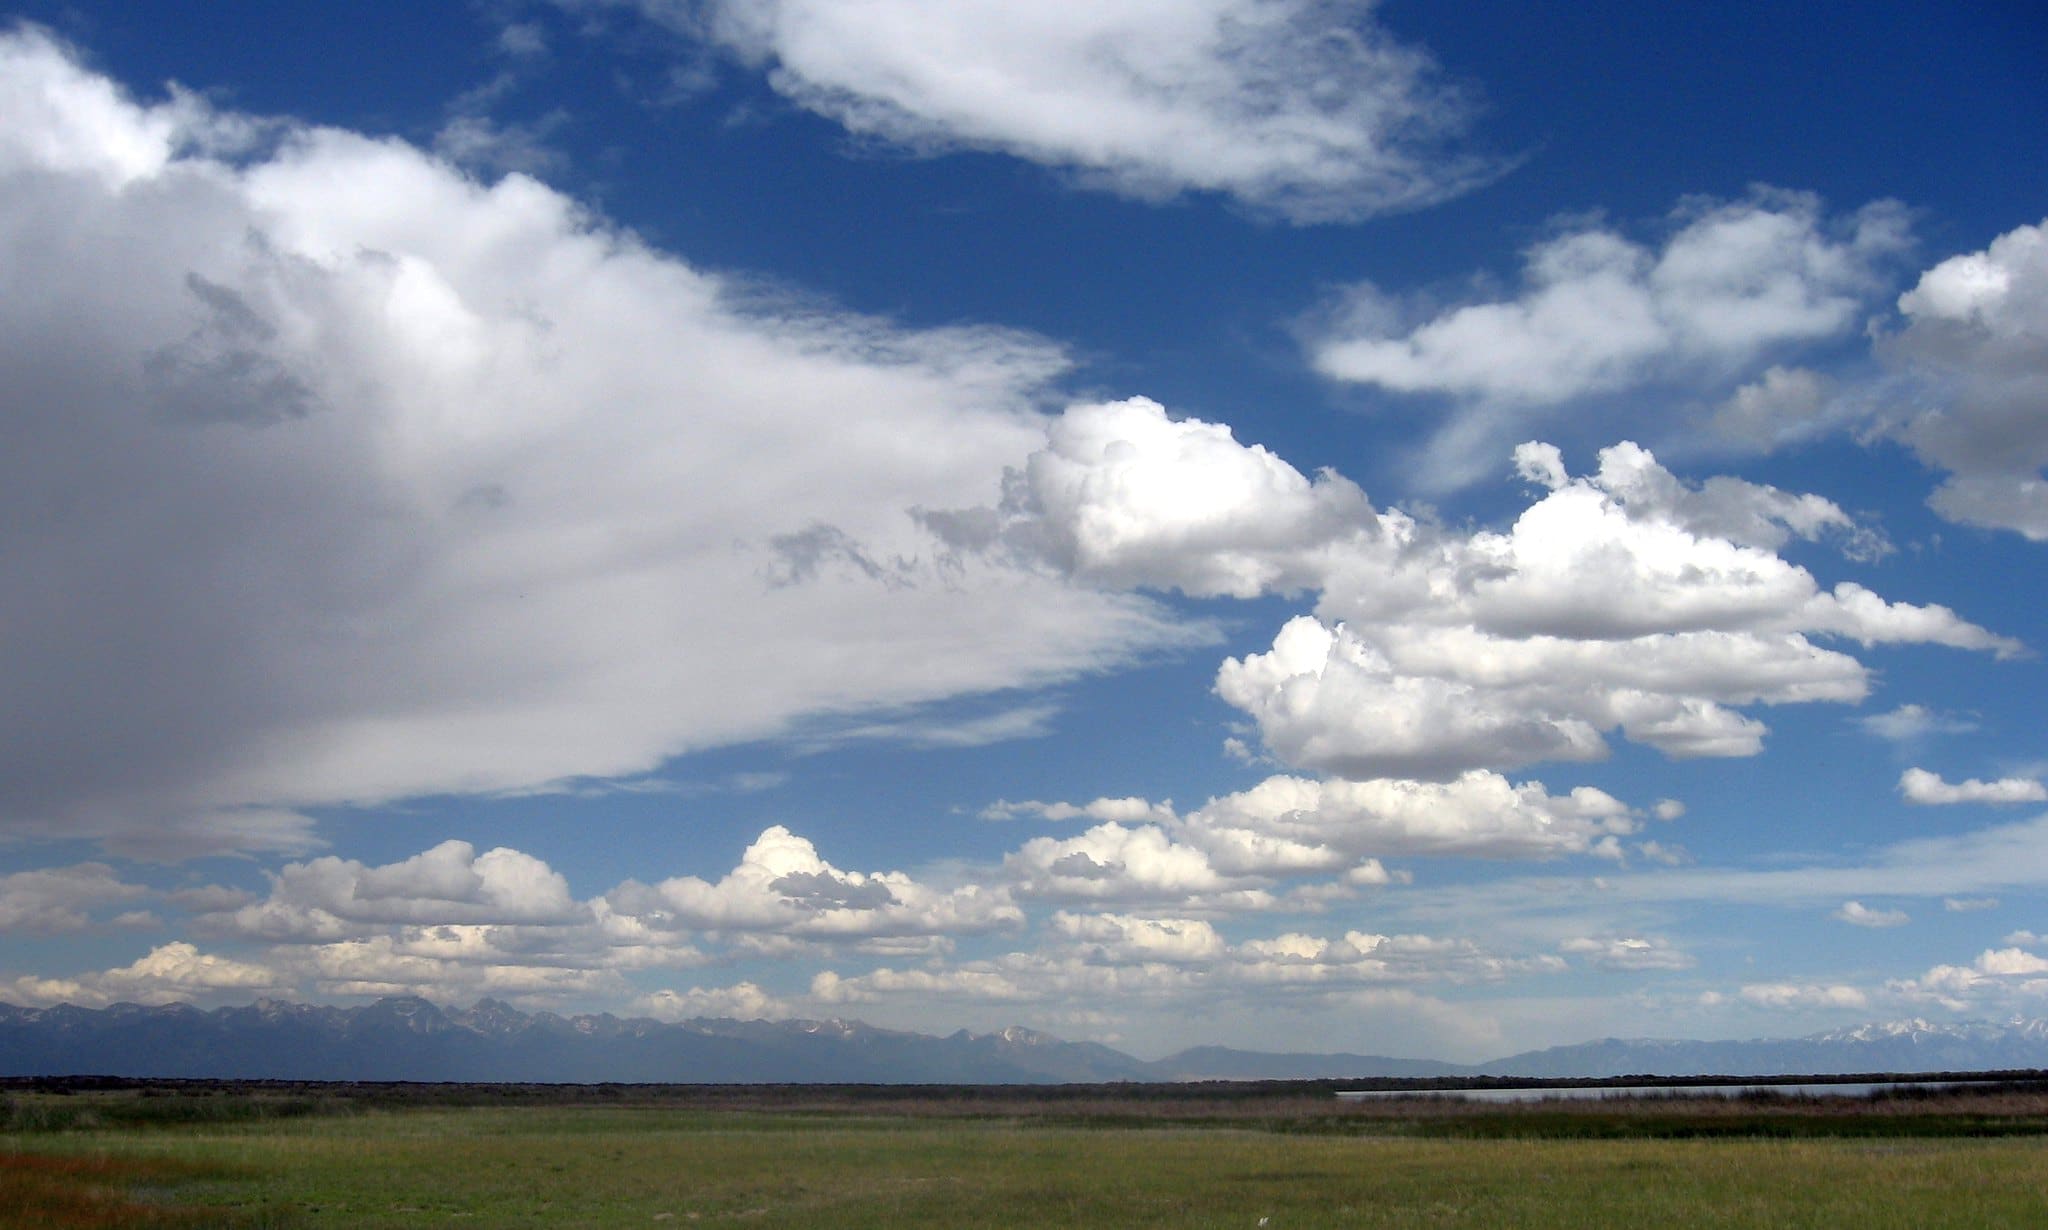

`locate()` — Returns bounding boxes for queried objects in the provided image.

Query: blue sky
[0,1,2043,1061]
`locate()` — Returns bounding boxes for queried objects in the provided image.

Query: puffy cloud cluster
[990,768,1652,913]
[214,841,583,941]
[1220,444,2014,780]
[1007,822,1281,909]
[1899,769,2048,807]
[925,397,1380,599]
[0,27,1200,856]
[610,826,1021,939]
[939,399,2013,783]
[676,0,1495,222]
[162,840,684,1004]
[925,402,2022,957]
[990,770,1632,904]
[30,826,1017,1008]
[1190,772,1639,863]
[1892,946,2048,1013]
[1886,220,2048,539]
[6,942,287,1009]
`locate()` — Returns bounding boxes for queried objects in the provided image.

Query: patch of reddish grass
[0,1151,245,1228]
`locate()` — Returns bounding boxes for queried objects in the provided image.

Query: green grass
[6,1096,2048,1227]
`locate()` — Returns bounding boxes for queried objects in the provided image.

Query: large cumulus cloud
[0,28,1196,855]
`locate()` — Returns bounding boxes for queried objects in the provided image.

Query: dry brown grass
[0,1150,254,1228]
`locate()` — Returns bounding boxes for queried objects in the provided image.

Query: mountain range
[4,998,2047,1083]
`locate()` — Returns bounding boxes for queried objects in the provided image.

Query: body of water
[1335,1080,2011,1103]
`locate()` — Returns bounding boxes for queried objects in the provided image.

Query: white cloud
[1738,981,1868,1011]
[211,841,584,941]
[812,960,1061,1007]
[1317,191,1907,402]
[0,864,151,934]
[1569,440,1888,559]
[984,769,1644,892]
[291,934,628,1004]
[0,29,189,187]
[680,0,1497,222]
[1318,190,1908,403]
[1560,935,1693,972]
[1899,768,2048,806]
[1858,704,1977,743]
[6,941,288,1008]
[923,397,1381,599]
[1832,900,1908,928]
[1225,929,1560,987]
[1885,219,2048,539]
[980,796,1178,825]
[1945,897,2000,912]
[1188,771,1638,862]
[811,923,1560,1016]
[1634,840,1689,867]
[801,703,1066,750]
[1312,190,1910,486]
[0,28,1200,854]
[923,404,2012,786]
[631,982,793,1022]
[182,826,1027,1009]
[1049,911,1227,964]
[431,113,570,179]
[1215,443,2015,780]
[1891,947,2048,1013]
[1708,365,1841,452]
[1006,821,1275,909]
[621,826,1021,938]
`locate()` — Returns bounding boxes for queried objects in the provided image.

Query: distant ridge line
[5,997,2048,1083]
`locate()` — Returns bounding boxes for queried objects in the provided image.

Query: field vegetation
[5,1078,2048,1227]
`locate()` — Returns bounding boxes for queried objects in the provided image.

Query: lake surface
[1335,1080,2011,1103]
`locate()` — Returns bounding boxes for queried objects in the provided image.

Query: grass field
[5,1083,2048,1227]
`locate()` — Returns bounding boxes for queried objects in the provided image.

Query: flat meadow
[5,1080,2048,1227]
